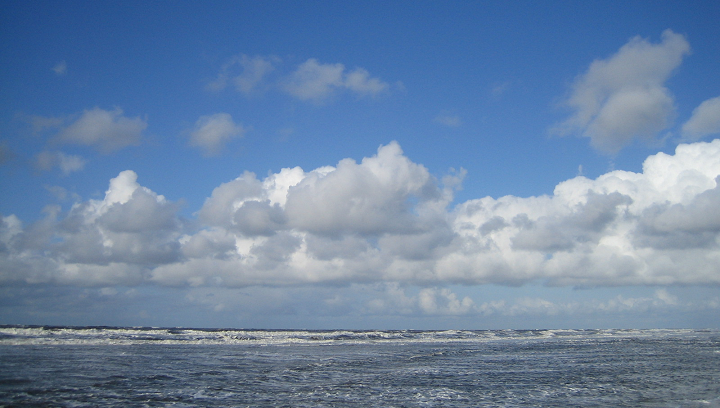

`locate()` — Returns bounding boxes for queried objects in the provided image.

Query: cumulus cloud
[159,139,720,288]
[0,170,181,286]
[557,30,690,153]
[283,142,441,236]
[56,107,147,153]
[3,140,720,291]
[282,59,389,102]
[681,96,720,139]
[34,151,86,176]
[188,113,245,156]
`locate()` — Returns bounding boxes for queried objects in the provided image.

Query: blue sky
[2,1,720,329]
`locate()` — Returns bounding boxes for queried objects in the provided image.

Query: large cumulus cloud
[1,170,181,286]
[3,140,720,290]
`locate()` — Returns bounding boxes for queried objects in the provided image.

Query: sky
[1,1,720,330]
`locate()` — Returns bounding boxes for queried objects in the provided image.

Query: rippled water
[1,326,719,407]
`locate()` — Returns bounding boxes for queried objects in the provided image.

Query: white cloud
[155,139,720,288]
[283,58,389,102]
[0,215,22,247]
[452,139,720,286]
[56,107,147,153]
[234,55,276,94]
[282,59,345,101]
[34,151,86,176]
[4,139,720,291]
[283,141,441,235]
[344,67,390,96]
[0,170,181,286]
[557,30,690,153]
[188,113,245,156]
[681,96,720,139]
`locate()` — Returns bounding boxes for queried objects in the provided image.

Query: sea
[1,326,719,407]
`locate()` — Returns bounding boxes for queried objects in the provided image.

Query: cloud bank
[364,286,687,318]
[3,139,720,291]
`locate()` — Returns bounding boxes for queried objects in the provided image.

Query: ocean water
[1,326,719,407]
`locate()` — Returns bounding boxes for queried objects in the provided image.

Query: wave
[0,325,712,346]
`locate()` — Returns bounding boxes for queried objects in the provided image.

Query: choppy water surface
[1,326,719,407]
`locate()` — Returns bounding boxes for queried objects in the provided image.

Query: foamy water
[1,326,719,406]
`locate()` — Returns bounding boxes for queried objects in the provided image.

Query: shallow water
[1,326,719,407]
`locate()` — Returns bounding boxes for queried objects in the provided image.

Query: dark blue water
[1,327,719,407]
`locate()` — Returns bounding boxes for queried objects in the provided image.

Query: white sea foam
[0,325,713,346]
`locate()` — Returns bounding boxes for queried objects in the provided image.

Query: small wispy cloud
[34,151,86,176]
[491,81,510,96]
[282,58,389,102]
[435,112,462,127]
[52,61,67,76]
[208,55,390,103]
[205,55,278,94]
[188,113,245,157]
